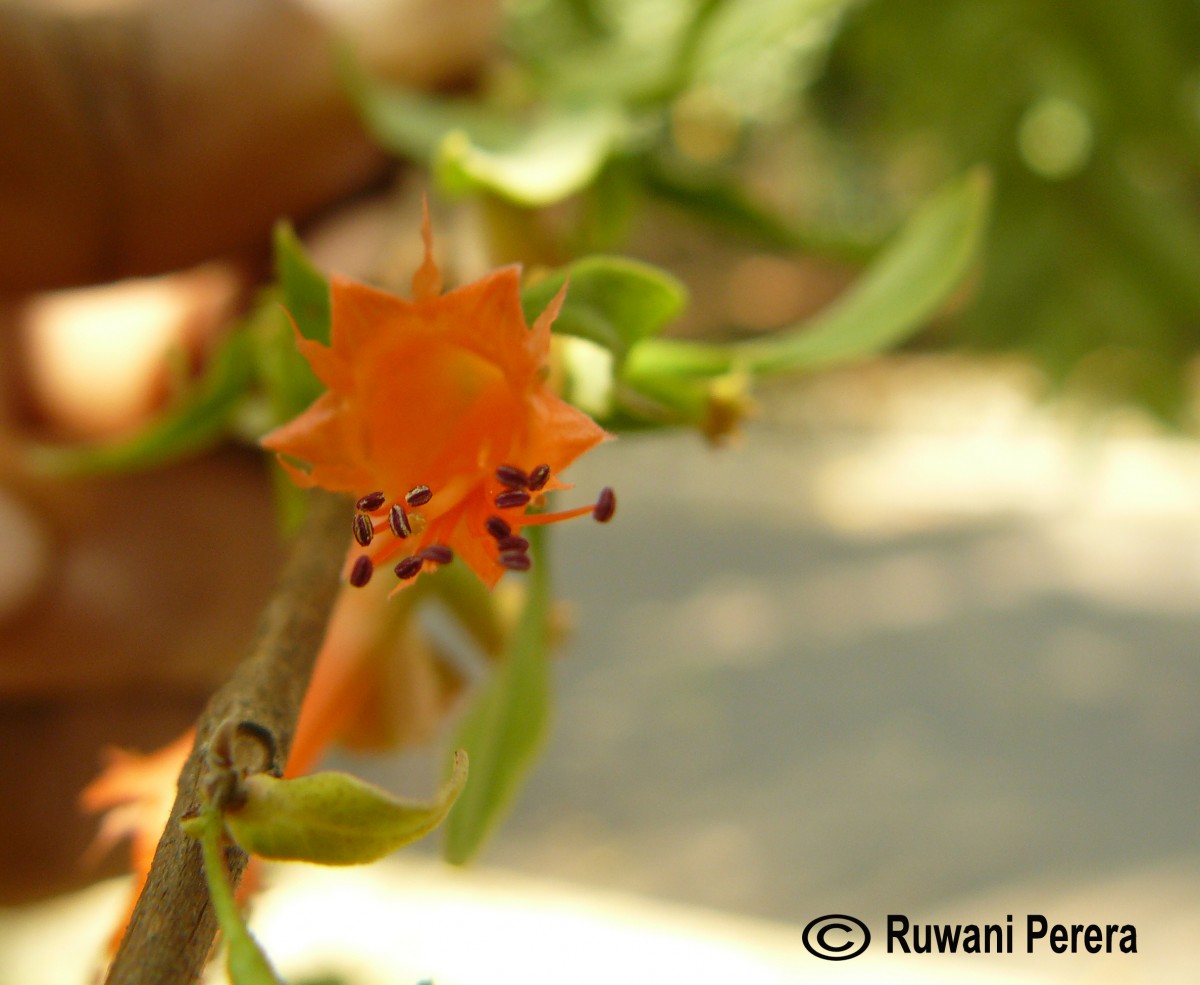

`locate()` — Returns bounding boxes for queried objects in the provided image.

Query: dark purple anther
[495,464,530,489]
[494,489,531,510]
[405,485,433,507]
[485,515,512,540]
[417,544,454,565]
[356,491,386,512]
[388,503,411,538]
[528,464,551,491]
[349,555,374,587]
[496,535,529,553]
[498,550,532,571]
[593,487,616,523]
[352,513,374,547]
[394,555,423,580]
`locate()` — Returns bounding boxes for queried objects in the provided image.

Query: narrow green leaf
[443,532,553,864]
[223,751,468,865]
[522,255,687,357]
[273,222,331,344]
[741,166,992,373]
[622,167,993,382]
[26,327,256,477]
[640,159,877,263]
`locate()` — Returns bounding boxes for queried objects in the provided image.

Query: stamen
[516,503,595,526]
[352,512,374,547]
[417,544,454,565]
[389,503,411,538]
[394,555,423,580]
[356,491,386,512]
[406,485,433,507]
[495,464,530,489]
[485,515,512,540]
[528,464,551,491]
[498,550,532,571]
[349,555,374,587]
[496,534,529,553]
[515,488,618,527]
[494,489,531,509]
[593,487,616,523]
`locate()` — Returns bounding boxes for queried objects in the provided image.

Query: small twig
[103,489,349,985]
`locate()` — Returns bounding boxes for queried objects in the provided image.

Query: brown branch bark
[103,488,349,985]
[0,0,501,292]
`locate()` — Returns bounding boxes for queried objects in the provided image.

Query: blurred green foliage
[350,0,858,255]
[816,0,1200,418]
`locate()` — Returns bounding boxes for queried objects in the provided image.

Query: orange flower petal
[261,215,614,591]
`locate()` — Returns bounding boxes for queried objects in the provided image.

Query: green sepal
[273,221,331,345]
[245,292,323,429]
[223,751,468,865]
[521,255,687,358]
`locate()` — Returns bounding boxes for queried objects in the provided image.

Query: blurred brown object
[0,450,284,903]
[0,0,500,293]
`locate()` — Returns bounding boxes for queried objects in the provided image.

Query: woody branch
[103,489,348,985]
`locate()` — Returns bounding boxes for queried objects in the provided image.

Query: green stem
[190,809,286,985]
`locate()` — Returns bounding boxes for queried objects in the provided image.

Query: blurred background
[2,0,1200,981]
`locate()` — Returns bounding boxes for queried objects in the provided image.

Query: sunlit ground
[4,355,1200,983]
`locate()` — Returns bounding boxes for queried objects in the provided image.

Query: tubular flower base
[261,207,615,591]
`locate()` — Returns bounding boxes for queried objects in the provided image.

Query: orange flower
[261,206,614,591]
[81,730,195,950]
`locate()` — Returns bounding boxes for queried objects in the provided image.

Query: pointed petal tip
[533,278,569,336]
[412,196,444,301]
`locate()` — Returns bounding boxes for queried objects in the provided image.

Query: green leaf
[522,255,687,357]
[622,166,993,382]
[351,76,510,163]
[442,531,553,864]
[23,220,336,478]
[350,69,627,206]
[640,159,877,263]
[435,104,627,206]
[223,751,468,865]
[273,222,331,344]
[26,327,256,477]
